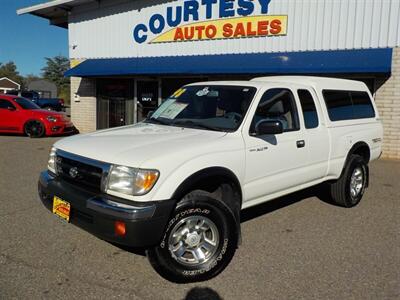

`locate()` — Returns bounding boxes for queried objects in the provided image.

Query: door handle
[296,140,305,148]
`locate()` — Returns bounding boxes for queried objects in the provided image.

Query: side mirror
[255,120,283,136]
[147,110,154,119]
[7,106,16,111]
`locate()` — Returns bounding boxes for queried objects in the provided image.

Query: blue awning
[65,48,392,77]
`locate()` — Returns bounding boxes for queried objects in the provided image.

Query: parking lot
[0,135,399,299]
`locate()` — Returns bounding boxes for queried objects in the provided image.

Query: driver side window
[250,88,300,134]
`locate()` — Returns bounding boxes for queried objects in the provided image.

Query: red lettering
[233,22,246,37]
[184,27,195,40]
[246,22,257,36]
[258,21,269,36]
[223,23,233,37]
[174,28,184,41]
[195,26,205,39]
[270,19,282,35]
[205,25,217,39]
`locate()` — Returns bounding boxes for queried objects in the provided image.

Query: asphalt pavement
[0,135,399,299]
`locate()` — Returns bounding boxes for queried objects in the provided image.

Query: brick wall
[70,77,97,133]
[375,48,400,160]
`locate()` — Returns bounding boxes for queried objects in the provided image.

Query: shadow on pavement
[184,287,222,300]
[241,183,334,223]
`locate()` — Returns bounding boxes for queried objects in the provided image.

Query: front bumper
[45,121,76,136]
[38,171,175,248]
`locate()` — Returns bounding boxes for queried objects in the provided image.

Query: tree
[42,55,70,104]
[42,55,70,87]
[0,61,23,85]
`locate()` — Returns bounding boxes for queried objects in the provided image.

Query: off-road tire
[330,154,368,208]
[146,190,239,283]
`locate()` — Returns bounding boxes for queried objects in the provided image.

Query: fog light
[114,221,126,237]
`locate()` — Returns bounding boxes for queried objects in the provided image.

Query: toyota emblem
[69,167,79,178]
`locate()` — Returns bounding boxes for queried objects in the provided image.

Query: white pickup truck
[38,76,383,283]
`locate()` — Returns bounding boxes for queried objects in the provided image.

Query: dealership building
[18,0,400,159]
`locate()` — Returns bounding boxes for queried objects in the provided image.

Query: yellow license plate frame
[53,196,71,222]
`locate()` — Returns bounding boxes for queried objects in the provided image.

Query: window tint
[323,90,375,121]
[323,91,353,121]
[0,99,15,109]
[350,91,375,119]
[14,97,40,110]
[251,88,299,133]
[298,89,319,128]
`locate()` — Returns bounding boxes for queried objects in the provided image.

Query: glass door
[136,81,159,122]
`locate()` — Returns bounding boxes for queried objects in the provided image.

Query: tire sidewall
[344,156,368,207]
[148,196,238,283]
[24,120,45,138]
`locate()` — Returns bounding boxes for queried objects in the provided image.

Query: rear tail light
[58,99,64,106]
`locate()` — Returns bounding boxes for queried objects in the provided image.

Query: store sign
[133,0,287,44]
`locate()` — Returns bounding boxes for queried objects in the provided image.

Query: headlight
[46,116,57,122]
[48,147,57,174]
[106,165,159,196]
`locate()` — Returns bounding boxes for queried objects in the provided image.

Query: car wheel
[43,106,53,111]
[329,154,368,208]
[146,191,239,283]
[24,120,45,138]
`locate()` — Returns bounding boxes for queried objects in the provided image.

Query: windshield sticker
[151,99,176,119]
[171,88,186,99]
[159,102,188,119]
[196,87,210,97]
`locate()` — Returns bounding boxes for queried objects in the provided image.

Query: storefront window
[97,79,134,129]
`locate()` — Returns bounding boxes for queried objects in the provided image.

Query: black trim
[38,171,175,248]
[172,167,242,205]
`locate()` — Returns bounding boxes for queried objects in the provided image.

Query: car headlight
[105,165,159,196]
[48,147,57,174]
[46,116,57,122]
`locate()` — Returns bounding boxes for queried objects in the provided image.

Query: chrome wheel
[168,216,219,266]
[350,167,364,200]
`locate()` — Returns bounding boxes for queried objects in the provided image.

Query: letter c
[133,24,148,44]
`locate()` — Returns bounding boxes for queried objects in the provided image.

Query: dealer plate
[53,196,71,222]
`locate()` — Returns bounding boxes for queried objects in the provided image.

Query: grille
[56,154,103,192]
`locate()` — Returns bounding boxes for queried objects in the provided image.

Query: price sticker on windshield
[159,102,188,119]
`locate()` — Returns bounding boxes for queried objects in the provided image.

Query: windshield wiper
[172,120,222,132]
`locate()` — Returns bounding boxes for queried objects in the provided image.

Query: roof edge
[17,0,77,15]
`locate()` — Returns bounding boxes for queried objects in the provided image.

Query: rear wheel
[329,154,368,207]
[146,191,238,283]
[24,120,45,138]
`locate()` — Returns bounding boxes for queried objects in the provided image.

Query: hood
[54,123,227,167]
[32,109,66,118]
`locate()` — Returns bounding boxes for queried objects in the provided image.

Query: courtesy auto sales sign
[133,0,287,44]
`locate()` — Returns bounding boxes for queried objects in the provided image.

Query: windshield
[14,97,40,110]
[145,85,257,132]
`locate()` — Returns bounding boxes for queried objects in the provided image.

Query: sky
[0,0,68,76]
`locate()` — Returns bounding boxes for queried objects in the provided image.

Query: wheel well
[349,142,370,163]
[172,167,242,221]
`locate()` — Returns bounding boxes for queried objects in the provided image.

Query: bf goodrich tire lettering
[146,191,238,283]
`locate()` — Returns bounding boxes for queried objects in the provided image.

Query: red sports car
[0,95,76,138]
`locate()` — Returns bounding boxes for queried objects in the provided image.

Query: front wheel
[146,191,239,283]
[24,120,45,138]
